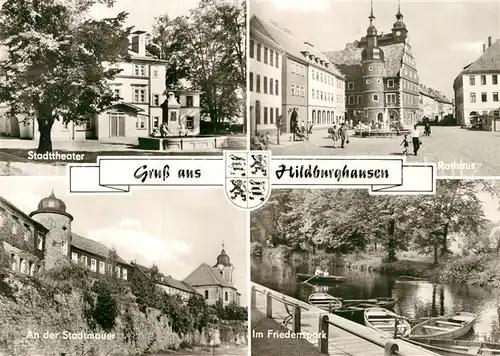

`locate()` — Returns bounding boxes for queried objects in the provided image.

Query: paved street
[270,126,500,177]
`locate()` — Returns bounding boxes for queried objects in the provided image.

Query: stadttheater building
[325,1,421,128]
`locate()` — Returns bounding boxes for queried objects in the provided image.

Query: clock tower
[391,0,408,43]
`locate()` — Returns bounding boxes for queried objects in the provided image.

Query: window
[263,77,268,94]
[204,290,209,299]
[386,93,397,104]
[270,49,274,66]
[269,78,273,95]
[91,258,97,272]
[373,94,379,102]
[12,220,18,234]
[115,266,120,277]
[249,40,254,58]
[312,89,315,99]
[133,88,146,103]
[81,255,88,267]
[249,72,253,91]
[152,94,160,106]
[493,92,499,102]
[470,93,476,102]
[481,92,487,102]
[366,79,371,84]
[152,116,160,129]
[186,96,193,107]
[186,116,194,129]
[136,116,146,129]
[152,68,158,78]
[24,227,30,241]
[300,86,305,97]
[99,261,105,274]
[264,47,268,64]
[37,234,43,250]
[269,107,274,124]
[357,95,362,105]
[263,107,268,124]
[493,75,498,85]
[71,252,78,262]
[275,52,279,68]
[133,64,145,76]
[348,95,355,105]
[481,75,486,85]
[368,66,373,71]
[107,264,113,275]
[256,43,261,61]
[225,291,228,301]
[61,241,68,255]
[275,80,279,95]
[291,84,295,96]
[113,88,121,98]
[469,76,475,86]
[122,268,128,280]
[256,75,260,93]
[377,79,382,84]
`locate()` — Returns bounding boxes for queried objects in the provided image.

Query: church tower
[214,242,234,286]
[391,0,408,43]
[30,191,73,271]
[361,0,385,124]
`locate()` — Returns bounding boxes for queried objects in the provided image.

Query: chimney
[488,36,492,48]
[483,44,486,52]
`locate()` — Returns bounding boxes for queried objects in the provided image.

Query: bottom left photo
[0,177,248,356]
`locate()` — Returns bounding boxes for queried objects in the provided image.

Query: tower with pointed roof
[392,0,408,43]
[29,191,73,270]
[361,0,386,124]
[214,242,234,286]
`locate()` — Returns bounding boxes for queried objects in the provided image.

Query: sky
[0,177,249,306]
[250,0,500,99]
[479,190,500,224]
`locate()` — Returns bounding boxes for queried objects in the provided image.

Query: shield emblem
[224,151,272,211]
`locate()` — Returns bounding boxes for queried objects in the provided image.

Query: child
[401,134,409,155]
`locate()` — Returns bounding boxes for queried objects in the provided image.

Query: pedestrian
[308,120,314,134]
[400,134,409,155]
[300,120,306,134]
[411,124,421,156]
[289,108,298,141]
[338,123,348,148]
[329,125,338,148]
[264,132,271,148]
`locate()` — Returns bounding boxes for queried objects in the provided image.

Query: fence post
[251,287,256,309]
[385,340,399,356]
[318,314,329,354]
[293,305,301,333]
[265,291,272,318]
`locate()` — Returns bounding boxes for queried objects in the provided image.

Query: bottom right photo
[250,180,500,356]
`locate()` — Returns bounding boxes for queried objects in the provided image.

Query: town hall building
[325,1,421,129]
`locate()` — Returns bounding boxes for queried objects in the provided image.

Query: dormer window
[309,54,314,60]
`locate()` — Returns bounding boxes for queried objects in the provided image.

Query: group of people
[328,123,349,148]
[314,267,329,277]
[251,132,271,150]
[400,124,424,156]
[289,108,315,141]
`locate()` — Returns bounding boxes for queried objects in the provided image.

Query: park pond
[251,255,500,342]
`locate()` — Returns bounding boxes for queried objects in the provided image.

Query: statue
[159,122,170,138]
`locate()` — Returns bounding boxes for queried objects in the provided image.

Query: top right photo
[249,0,500,177]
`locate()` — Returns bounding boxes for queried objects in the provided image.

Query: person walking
[338,123,348,148]
[411,124,421,156]
[330,125,338,148]
[289,108,298,141]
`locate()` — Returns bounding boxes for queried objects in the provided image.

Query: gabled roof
[250,15,345,79]
[106,102,144,112]
[462,39,499,74]
[324,41,406,78]
[71,232,130,266]
[419,84,453,104]
[183,263,234,288]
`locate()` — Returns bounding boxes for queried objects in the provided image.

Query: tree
[489,226,500,253]
[0,0,132,153]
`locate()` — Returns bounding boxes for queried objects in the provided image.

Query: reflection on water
[251,256,500,342]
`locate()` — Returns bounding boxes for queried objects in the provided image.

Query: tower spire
[222,241,225,250]
[369,0,375,25]
[396,0,403,20]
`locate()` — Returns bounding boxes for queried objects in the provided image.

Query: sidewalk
[251,309,325,356]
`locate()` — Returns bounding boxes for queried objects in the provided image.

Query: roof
[462,39,500,74]
[71,232,130,266]
[132,263,198,294]
[419,84,453,104]
[324,40,406,78]
[250,15,345,79]
[183,263,234,288]
[106,102,144,112]
[0,196,48,232]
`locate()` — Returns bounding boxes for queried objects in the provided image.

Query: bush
[438,254,495,285]
[250,242,263,258]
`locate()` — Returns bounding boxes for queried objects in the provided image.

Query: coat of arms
[224,151,271,211]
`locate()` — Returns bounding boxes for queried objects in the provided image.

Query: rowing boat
[308,293,342,312]
[408,312,477,340]
[405,339,500,356]
[364,307,411,337]
[333,298,398,318]
[296,273,347,284]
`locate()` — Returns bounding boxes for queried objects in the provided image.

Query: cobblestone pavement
[269,126,500,177]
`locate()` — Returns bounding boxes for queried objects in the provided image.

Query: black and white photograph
[250,180,500,356]
[249,0,500,177]
[0,0,246,176]
[0,177,248,356]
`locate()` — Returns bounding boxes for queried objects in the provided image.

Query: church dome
[216,248,231,267]
[367,25,377,37]
[37,191,67,213]
[393,20,406,30]
[362,46,385,62]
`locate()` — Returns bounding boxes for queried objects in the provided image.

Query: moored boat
[405,338,500,356]
[408,312,477,340]
[333,298,398,318]
[364,307,411,337]
[296,273,347,284]
[308,293,342,312]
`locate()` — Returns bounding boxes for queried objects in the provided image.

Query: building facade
[453,37,500,131]
[0,30,170,141]
[249,16,285,134]
[325,2,420,129]
[183,244,240,307]
[0,192,131,279]
[250,15,345,134]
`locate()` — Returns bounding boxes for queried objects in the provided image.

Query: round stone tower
[214,242,234,286]
[361,0,385,125]
[29,191,73,271]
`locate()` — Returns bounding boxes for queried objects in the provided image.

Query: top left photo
[0,0,247,176]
